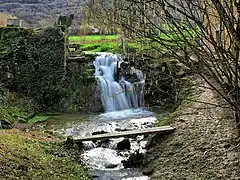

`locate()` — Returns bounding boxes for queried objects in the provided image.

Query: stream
[46,109,157,180]
[46,53,158,179]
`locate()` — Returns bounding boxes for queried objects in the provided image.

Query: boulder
[115,128,129,132]
[117,138,131,150]
[92,130,108,136]
[122,151,144,168]
[142,168,154,176]
[105,162,118,169]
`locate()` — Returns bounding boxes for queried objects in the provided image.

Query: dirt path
[143,84,240,179]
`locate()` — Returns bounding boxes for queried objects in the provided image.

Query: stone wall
[0,27,103,113]
[123,54,193,109]
[57,57,103,113]
[0,27,65,110]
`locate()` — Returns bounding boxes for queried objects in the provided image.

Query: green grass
[68,28,200,53]
[69,35,120,52]
[80,42,120,52]
[0,133,90,180]
[69,35,119,42]
[28,116,50,123]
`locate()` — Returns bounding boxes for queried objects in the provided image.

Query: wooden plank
[72,126,175,142]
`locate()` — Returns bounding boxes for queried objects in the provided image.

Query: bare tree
[84,0,240,134]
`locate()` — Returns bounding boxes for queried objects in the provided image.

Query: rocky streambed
[46,109,157,180]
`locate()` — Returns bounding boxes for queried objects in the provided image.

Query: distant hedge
[0,27,65,109]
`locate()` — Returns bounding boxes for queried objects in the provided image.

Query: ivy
[0,27,65,110]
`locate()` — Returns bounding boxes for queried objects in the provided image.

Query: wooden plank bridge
[69,126,175,143]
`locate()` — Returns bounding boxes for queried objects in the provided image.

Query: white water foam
[98,108,154,120]
[82,147,127,170]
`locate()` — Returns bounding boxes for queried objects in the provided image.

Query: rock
[66,136,74,145]
[95,139,110,148]
[45,130,54,134]
[92,131,108,136]
[88,62,95,69]
[105,162,118,169]
[117,138,131,150]
[115,128,129,132]
[122,151,144,168]
[83,141,96,150]
[136,135,144,142]
[142,168,154,176]
[118,151,130,157]
[101,139,110,144]
[100,139,111,148]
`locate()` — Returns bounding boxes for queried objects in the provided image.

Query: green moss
[0,89,36,126]
[0,133,90,180]
[28,116,51,123]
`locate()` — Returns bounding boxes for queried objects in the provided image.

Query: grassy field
[69,35,119,42]
[68,29,200,53]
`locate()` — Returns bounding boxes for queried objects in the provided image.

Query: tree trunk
[234,110,240,136]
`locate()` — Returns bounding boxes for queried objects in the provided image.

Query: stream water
[46,53,157,179]
[47,110,156,180]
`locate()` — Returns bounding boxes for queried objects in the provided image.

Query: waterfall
[93,53,145,112]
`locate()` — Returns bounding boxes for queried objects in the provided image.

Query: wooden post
[121,29,126,56]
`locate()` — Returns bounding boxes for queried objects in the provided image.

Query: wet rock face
[90,84,104,112]
[122,54,192,109]
[58,69,103,113]
[118,62,142,83]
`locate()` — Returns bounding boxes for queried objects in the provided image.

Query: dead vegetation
[144,83,240,179]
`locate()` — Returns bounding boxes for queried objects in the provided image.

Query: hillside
[0,0,84,27]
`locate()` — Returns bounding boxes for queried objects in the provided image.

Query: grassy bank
[0,130,90,180]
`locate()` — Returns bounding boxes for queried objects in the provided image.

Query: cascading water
[93,53,145,112]
[46,53,154,180]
